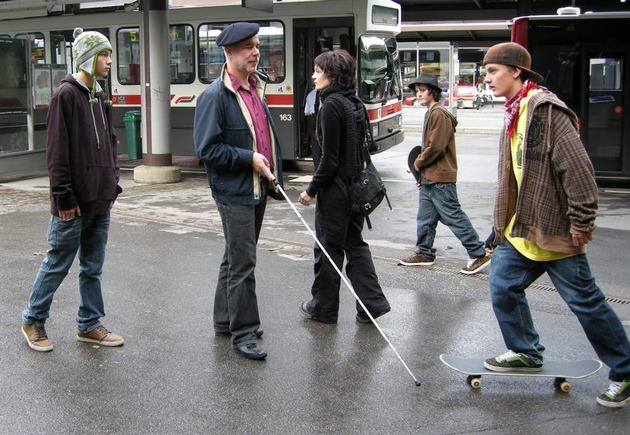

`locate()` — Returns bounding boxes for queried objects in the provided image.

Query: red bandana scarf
[504,79,539,138]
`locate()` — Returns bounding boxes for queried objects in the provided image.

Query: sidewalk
[1,132,629,433]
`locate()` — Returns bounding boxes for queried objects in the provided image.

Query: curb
[403,125,502,135]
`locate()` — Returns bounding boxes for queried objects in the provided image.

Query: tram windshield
[358,35,401,104]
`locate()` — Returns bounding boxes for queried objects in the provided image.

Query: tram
[0,0,404,160]
[398,41,458,114]
[511,9,630,184]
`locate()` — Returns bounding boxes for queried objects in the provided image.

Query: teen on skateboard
[482,42,630,408]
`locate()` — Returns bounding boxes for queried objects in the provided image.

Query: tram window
[117,28,141,84]
[117,26,195,85]
[15,32,45,64]
[198,24,224,83]
[400,49,417,93]
[50,32,68,66]
[590,58,622,91]
[587,56,624,171]
[359,35,399,103]
[531,44,580,104]
[258,22,284,83]
[198,21,284,84]
[170,24,194,85]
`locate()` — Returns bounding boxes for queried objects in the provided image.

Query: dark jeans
[214,200,266,346]
[307,182,390,323]
[490,239,630,381]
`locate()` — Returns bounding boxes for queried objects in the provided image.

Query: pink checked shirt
[229,72,273,170]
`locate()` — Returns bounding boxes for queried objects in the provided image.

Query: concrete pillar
[134,0,181,184]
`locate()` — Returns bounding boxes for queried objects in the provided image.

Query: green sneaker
[484,350,543,372]
[596,380,630,408]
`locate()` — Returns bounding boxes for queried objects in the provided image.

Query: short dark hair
[428,86,442,101]
[412,83,442,101]
[314,50,356,90]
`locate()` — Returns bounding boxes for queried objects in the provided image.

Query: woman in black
[298,50,390,324]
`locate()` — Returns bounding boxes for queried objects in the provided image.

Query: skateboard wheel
[467,375,482,389]
[554,378,571,393]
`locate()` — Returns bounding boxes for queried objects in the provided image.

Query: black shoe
[299,302,337,324]
[356,307,391,324]
[233,342,267,360]
[215,329,264,338]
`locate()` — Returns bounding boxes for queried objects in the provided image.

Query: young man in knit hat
[21,28,124,351]
[399,73,490,275]
[482,42,630,407]
[194,22,283,360]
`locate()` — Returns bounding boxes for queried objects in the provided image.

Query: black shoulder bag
[347,97,392,229]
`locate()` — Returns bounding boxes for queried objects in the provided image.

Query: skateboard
[440,354,602,392]
[407,145,422,181]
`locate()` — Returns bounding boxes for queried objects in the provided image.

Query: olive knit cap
[72,28,112,105]
[72,27,112,76]
[483,42,543,83]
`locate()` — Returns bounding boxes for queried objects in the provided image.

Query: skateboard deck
[407,145,422,181]
[440,354,602,392]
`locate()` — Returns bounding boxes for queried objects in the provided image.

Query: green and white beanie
[72,28,112,104]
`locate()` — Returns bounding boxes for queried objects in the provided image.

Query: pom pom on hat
[72,27,112,76]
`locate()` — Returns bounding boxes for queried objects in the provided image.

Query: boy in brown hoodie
[399,73,490,275]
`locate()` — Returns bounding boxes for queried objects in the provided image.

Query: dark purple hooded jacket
[46,74,122,217]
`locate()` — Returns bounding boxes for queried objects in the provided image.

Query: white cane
[273,179,421,386]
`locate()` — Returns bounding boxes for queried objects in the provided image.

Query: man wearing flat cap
[399,73,490,275]
[194,22,283,361]
[482,42,630,408]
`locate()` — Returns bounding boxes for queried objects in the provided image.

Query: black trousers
[307,182,390,322]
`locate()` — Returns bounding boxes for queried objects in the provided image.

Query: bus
[0,0,404,162]
[511,9,630,184]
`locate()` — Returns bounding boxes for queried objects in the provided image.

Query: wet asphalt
[1,107,629,433]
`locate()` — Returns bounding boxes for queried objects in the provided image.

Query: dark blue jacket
[193,66,283,205]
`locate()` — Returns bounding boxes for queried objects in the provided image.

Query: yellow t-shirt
[504,89,572,261]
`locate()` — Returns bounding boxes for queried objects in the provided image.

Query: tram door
[293,18,353,160]
[0,37,29,154]
[583,46,628,177]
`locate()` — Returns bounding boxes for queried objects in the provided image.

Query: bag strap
[352,96,374,167]
[355,98,392,213]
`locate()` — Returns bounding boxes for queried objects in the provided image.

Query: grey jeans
[214,200,266,345]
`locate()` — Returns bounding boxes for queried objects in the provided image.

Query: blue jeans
[22,213,111,333]
[214,201,266,346]
[416,182,485,259]
[489,240,630,381]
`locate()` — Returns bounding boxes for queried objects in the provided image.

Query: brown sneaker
[76,325,124,347]
[22,321,53,352]
[399,252,435,266]
[461,253,491,275]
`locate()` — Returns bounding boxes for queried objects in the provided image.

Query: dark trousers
[308,182,390,322]
[214,200,266,345]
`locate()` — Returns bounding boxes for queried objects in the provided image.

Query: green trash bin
[123,111,142,160]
